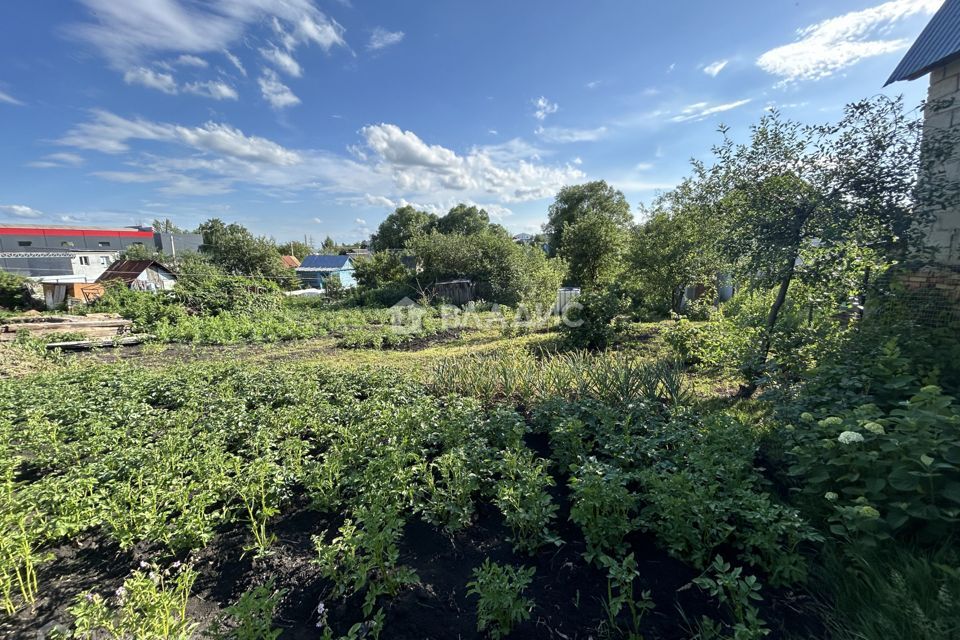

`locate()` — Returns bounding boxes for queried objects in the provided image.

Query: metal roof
[297,254,351,270]
[886,0,960,84]
[96,260,174,284]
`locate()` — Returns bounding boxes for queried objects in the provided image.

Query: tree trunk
[738,252,797,398]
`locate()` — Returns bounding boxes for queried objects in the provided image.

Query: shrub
[568,458,638,563]
[494,448,560,553]
[559,289,628,350]
[466,559,535,640]
[782,385,960,546]
[0,271,35,311]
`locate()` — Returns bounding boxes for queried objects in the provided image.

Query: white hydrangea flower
[863,422,885,435]
[824,492,838,501]
[838,431,864,445]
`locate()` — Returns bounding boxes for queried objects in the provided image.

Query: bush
[0,271,36,311]
[782,385,960,547]
[466,560,535,640]
[559,289,628,350]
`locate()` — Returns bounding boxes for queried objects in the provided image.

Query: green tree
[195,219,296,287]
[321,236,337,253]
[152,218,187,234]
[544,181,632,255]
[629,180,723,315]
[558,212,628,290]
[370,206,437,251]
[0,271,36,310]
[278,240,313,261]
[437,204,490,236]
[324,273,344,299]
[354,252,410,290]
[703,97,937,394]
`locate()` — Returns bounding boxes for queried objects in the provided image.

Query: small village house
[280,255,301,269]
[96,259,177,292]
[295,254,357,289]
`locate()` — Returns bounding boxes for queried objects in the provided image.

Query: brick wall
[924,58,960,265]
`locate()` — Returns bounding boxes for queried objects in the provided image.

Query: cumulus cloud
[671,99,752,122]
[368,27,404,51]
[260,45,302,76]
[0,90,24,105]
[123,67,178,94]
[703,60,728,77]
[0,204,44,218]
[54,111,582,210]
[757,0,941,83]
[533,96,559,121]
[258,69,301,108]
[184,80,238,100]
[534,125,607,143]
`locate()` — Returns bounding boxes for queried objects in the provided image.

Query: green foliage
[599,553,655,639]
[278,240,313,261]
[545,180,632,255]
[558,211,628,289]
[559,289,628,350]
[692,556,769,640]
[417,447,480,531]
[207,580,286,640]
[466,559,535,640]
[437,204,493,236]
[569,458,638,563]
[69,561,197,639]
[409,229,563,308]
[782,386,960,546]
[663,317,760,374]
[196,218,296,286]
[494,448,560,553]
[0,272,36,311]
[325,273,344,299]
[815,546,960,640]
[354,252,411,290]
[370,205,438,251]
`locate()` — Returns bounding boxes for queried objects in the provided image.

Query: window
[99,256,110,266]
[79,256,90,266]
[61,241,75,247]
[98,241,111,247]
[17,241,31,247]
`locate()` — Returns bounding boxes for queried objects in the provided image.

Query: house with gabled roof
[95,259,177,292]
[295,254,356,289]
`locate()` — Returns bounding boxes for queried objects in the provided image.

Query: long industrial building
[0,223,203,279]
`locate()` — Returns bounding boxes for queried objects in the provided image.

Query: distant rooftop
[886,0,960,84]
[297,254,352,271]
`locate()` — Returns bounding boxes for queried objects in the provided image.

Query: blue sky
[0,0,943,243]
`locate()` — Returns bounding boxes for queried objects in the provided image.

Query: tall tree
[544,181,632,255]
[195,219,295,286]
[370,206,437,251]
[704,97,935,394]
[436,204,490,236]
[558,211,628,290]
[152,218,186,234]
[278,240,313,261]
[321,236,337,253]
[629,180,723,314]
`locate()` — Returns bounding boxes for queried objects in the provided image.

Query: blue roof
[298,254,352,270]
[887,0,960,84]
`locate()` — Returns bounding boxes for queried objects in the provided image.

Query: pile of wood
[0,312,133,344]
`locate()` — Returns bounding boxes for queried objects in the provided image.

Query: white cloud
[173,54,208,67]
[757,0,942,83]
[61,110,301,164]
[586,80,601,89]
[703,60,728,77]
[368,27,405,51]
[260,45,302,77]
[224,50,247,76]
[635,162,654,171]
[0,90,24,106]
[27,152,86,169]
[69,0,347,67]
[0,204,44,218]
[313,217,324,224]
[123,67,178,94]
[184,80,238,100]
[671,99,752,122]
[533,96,559,121]
[535,125,607,143]
[258,69,301,108]
[354,217,367,225]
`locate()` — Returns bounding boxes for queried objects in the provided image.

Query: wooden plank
[44,335,152,351]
